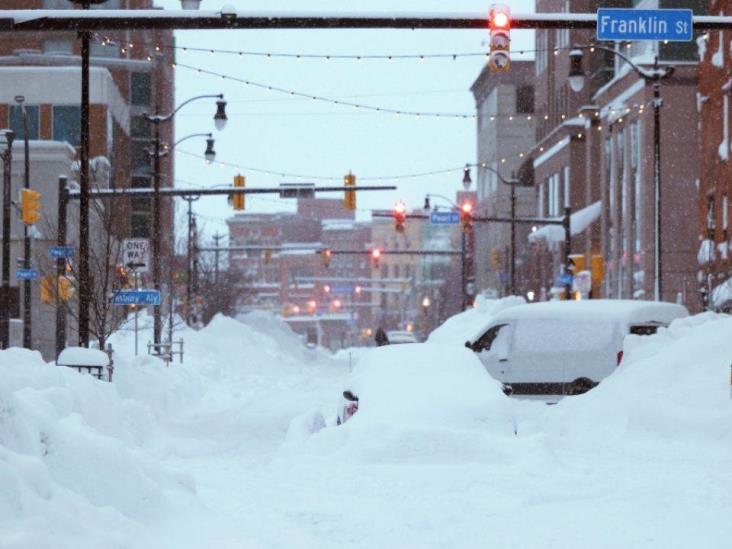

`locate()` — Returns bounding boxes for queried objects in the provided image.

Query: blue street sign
[16,268,39,280]
[49,245,74,259]
[331,284,353,294]
[597,8,693,42]
[556,273,574,286]
[429,211,460,225]
[112,289,161,306]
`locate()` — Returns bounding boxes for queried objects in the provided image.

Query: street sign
[573,270,592,295]
[16,268,39,280]
[331,284,353,294]
[556,273,573,286]
[49,245,74,259]
[122,238,150,273]
[597,8,693,42]
[429,211,460,225]
[112,289,161,306]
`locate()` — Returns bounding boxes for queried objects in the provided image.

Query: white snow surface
[427,295,526,345]
[2,309,732,548]
[528,200,601,244]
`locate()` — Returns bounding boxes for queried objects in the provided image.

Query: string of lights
[174,100,652,183]
[97,35,577,62]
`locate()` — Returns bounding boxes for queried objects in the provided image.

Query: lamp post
[14,96,32,349]
[462,164,520,295]
[569,44,674,302]
[144,96,226,346]
[0,130,14,349]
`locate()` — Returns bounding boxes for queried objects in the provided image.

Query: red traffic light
[393,201,407,233]
[461,201,473,214]
[490,4,511,29]
[371,249,381,259]
[332,299,342,310]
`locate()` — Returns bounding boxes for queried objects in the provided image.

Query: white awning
[528,201,602,244]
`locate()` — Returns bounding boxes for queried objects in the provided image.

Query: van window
[474,324,509,352]
[513,319,616,353]
[629,324,663,336]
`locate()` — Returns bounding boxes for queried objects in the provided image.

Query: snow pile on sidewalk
[427,295,525,345]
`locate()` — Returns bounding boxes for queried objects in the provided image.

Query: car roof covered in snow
[490,300,688,325]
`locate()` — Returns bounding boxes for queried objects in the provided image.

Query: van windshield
[513,318,617,353]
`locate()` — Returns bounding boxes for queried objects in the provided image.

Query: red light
[332,299,342,309]
[371,249,381,259]
[308,300,317,309]
[493,11,509,29]
[461,202,473,214]
[394,201,406,214]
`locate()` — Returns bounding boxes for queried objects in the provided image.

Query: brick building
[0,1,175,357]
[698,0,732,309]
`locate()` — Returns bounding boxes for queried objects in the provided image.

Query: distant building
[470,60,536,296]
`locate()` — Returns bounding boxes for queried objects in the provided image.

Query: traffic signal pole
[0,131,14,349]
[20,100,31,349]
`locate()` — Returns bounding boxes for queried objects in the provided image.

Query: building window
[9,106,40,140]
[516,85,534,114]
[131,72,152,106]
[537,181,545,217]
[723,194,729,234]
[132,142,151,175]
[707,195,716,233]
[52,106,81,147]
[130,213,150,238]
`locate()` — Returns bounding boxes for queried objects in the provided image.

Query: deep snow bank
[549,312,732,447]
[1,311,345,548]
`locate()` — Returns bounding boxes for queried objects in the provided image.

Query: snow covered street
[2,311,732,548]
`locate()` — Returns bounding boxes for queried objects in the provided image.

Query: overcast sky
[154,0,535,239]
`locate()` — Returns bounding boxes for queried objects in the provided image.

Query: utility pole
[509,181,516,296]
[0,130,15,349]
[151,106,162,346]
[16,96,32,349]
[563,206,572,300]
[213,232,222,315]
[55,176,68,358]
[183,195,200,326]
[77,0,99,348]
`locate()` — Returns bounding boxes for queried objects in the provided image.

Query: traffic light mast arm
[65,185,396,199]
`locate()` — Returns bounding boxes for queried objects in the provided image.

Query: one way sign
[122,238,150,273]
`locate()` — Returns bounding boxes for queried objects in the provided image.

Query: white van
[465,300,688,396]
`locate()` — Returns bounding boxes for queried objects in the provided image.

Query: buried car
[335,343,514,431]
[465,300,688,397]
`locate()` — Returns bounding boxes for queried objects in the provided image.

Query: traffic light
[489,4,511,72]
[40,276,54,304]
[393,201,407,233]
[591,254,605,285]
[116,265,129,289]
[490,248,503,271]
[232,174,245,211]
[58,276,74,301]
[322,248,332,268]
[568,254,586,275]
[331,299,342,310]
[460,201,474,232]
[344,171,356,210]
[307,299,317,314]
[20,188,41,225]
[371,248,381,268]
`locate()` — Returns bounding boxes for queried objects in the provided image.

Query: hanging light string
[172,61,653,121]
[97,35,574,62]
[173,100,652,183]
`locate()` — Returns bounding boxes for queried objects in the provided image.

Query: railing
[147,339,184,364]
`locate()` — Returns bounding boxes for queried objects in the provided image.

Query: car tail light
[617,350,624,366]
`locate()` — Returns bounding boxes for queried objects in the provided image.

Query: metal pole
[184,195,199,326]
[20,102,31,349]
[192,219,199,325]
[461,230,467,311]
[653,59,663,302]
[213,232,221,315]
[510,182,516,296]
[77,2,91,347]
[564,206,572,300]
[134,272,138,356]
[55,176,68,358]
[1,131,15,349]
[152,116,162,345]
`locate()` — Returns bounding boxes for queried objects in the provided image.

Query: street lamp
[462,164,521,296]
[569,44,674,302]
[144,94,227,346]
[0,129,14,349]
